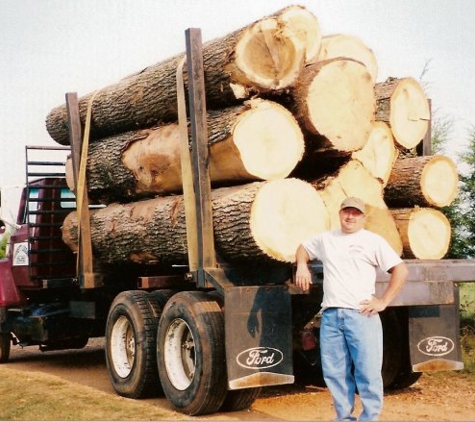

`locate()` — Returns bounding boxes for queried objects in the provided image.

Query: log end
[250,178,330,262]
[232,99,304,180]
[393,208,451,259]
[421,155,459,207]
[299,59,375,151]
[352,121,398,185]
[279,5,322,64]
[234,17,305,90]
[318,33,378,83]
[390,78,430,149]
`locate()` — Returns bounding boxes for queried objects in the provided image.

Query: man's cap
[340,197,365,214]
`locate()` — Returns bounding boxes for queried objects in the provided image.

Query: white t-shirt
[303,229,403,310]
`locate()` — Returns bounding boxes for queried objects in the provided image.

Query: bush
[0,232,9,259]
[461,325,475,373]
[459,283,475,372]
[460,283,475,327]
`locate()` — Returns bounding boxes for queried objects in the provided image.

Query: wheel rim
[164,318,196,390]
[110,315,136,378]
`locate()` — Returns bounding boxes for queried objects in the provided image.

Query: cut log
[45,6,317,145]
[65,99,304,203]
[391,207,451,259]
[311,159,403,255]
[61,179,329,266]
[352,121,398,186]
[384,155,458,207]
[375,77,430,149]
[317,34,378,83]
[292,58,375,152]
[279,5,322,64]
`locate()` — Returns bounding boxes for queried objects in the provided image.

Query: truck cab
[9,177,76,290]
[0,147,103,360]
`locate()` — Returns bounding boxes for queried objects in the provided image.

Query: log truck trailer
[0,30,474,415]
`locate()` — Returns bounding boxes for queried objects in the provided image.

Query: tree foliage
[419,62,474,258]
[437,121,475,258]
[0,230,9,259]
[455,126,475,258]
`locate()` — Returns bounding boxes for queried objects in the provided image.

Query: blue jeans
[320,308,383,421]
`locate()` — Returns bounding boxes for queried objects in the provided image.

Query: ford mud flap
[224,285,294,389]
[409,301,464,372]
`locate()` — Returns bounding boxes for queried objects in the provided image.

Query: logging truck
[1,25,475,417]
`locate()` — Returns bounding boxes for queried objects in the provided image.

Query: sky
[1,0,475,215]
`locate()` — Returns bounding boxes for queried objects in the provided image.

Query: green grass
[460,282,475,326]
[0,367,188,421]
[459,282,475,372]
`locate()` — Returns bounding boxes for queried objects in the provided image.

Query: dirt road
[5,338,475,421]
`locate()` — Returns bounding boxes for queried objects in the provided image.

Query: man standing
[295,197,408,421]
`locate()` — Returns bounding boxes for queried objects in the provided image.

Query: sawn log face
[385,156,458,208]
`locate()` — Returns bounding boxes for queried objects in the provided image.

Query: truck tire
[0,332,11,363]
[381,309,403,388]
[386,364,422,390]
[220,388,262,412]
[148,289,177,309]
[385,310,422,390]
[157,291,227,416]
[105,290,161,399]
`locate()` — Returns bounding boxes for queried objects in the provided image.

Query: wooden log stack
[48,5,459,270]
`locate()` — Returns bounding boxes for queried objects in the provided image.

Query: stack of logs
[46,5,459,269]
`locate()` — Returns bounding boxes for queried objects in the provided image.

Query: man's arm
[295,244,312,292]
[360,261,408,316]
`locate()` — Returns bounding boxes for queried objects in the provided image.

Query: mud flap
[224,285,294,390]
[409,295,464,372]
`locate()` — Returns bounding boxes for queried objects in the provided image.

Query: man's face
[339,207,365,234]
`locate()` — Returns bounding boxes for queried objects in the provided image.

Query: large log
[46,5,319,145]
[292,58,375,152]
[65,99,304,203]
[385,155,458,207]
[311,159,403,255]
[61,179,329,266]
[375,77,430,149]
[352,121,398,186]
[279,5,322,64]
[391,207,451,259]
[317,33,378,83]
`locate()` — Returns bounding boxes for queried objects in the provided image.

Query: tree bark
[317,33,378,83]
[391,208,451,259]
[45,6,319,145]
[61,178,329,266]
[352,121,398,186]
[65,99,304,203]
[292,58,375,152]
[385,155,458,207]
[311,159,403,255]
[375,77,430,149]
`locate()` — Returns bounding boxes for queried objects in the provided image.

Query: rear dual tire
[106,289,260,414]
[105,290,162,398]
[157,291,228,416]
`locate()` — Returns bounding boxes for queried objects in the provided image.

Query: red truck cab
[6,177,76,293]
